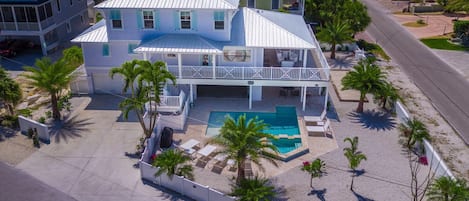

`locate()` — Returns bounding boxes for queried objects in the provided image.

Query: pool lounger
[306,119,330,137]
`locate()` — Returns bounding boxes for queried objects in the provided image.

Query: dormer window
[214,11,224,30]
[110,10,122,29]
[180,11,191,29]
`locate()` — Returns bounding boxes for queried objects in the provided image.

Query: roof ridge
[244,8,314,48]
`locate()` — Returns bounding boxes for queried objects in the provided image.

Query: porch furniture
[304,110,327,126]
[306,119,331,137]
[211,160,227,174]
[281,60,295,67]
[179,139,200,156]
[245,161,253,177]
[196,156,210,168]
[228,159,236,172]
[214,153,228,161]
[198,145,217,157]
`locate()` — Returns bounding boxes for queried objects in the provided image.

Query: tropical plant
[446,0,469,13]
[109,59,142,95]
[301,158,326,189]
[152,149,194,180]
[341,59,387,113]
[231,176,277,201]
[399,118,433,201]
[373,81,401,110]
[23,57,76,120]
[210,114,279,185]
[0,67,22,115]
[316,18,353,59]
[343,136,367,191]
[61,46,83,69]
[427,176,469,201]
[119,87,148,138]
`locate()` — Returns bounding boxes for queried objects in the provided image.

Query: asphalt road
[0,162,78,201]
[362,0,469,144]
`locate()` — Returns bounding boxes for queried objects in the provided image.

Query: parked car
[0,40,34,57]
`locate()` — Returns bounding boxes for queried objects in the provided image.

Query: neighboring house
[240,0,304,15]
[72,0,329,112]
[0,0,89,55]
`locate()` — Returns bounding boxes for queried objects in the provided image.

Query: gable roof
[227,8,315,49]
[134,34,223,54]
[71,20,108,43]
[95,0,238,10]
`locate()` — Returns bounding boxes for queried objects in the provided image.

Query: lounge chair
[304,110,327,126]
[227,159,236,172]
[196,156,210,168]
[211,160,227,174]
[197,145,217,157]
[244,161,253,177]
[306,119,331,137]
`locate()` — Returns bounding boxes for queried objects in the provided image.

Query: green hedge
[453,20,469,36]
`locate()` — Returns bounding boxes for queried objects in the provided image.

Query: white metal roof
[232,8,315,49]
[134,34,223,54]
[71,20,108,43]
[95,0,238,10]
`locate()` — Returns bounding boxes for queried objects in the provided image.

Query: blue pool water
[206,106,301,154]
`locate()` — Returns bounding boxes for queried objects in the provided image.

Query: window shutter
[136,9,143,29]
[191,10,198,31]
[173,10,180,30]
[154,10,160,30]
[110,10,120,20]
[102,44,109,56]
[128,43,137,54]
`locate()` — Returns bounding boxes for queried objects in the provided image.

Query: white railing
[307,24,331,79]
[167,66,328,81]
[158,91,186,113]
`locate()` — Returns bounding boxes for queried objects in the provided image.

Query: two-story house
[0,0,89,55]
[72,0,329,112]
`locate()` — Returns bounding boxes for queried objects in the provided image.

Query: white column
[190,84,194,103]
[212,54,216,79]
[249,85,253,110]
[143,52,148,61]
[302,86,307,111]
[177,53,182,78]
[303,49,308,68]
[39,35,47,56]
[300,86,303,102]
[323,86,329,113]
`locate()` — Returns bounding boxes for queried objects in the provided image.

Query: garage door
[91,73,125,94]
[197,85,248,98]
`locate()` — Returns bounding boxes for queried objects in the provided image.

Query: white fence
[395,101,455,179]
[70,65,91,95]
[140,124,235,201]
[159,99,190,130]
[167,65,328,81]
[18,115,50,143]
[158,91,186,113]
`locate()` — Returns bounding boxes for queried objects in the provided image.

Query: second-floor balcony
[166,65,329,82]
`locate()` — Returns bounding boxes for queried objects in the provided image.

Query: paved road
[362,0,469,144]
[0,162,78,201]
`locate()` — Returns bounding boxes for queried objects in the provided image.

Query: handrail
[306,24,331,79]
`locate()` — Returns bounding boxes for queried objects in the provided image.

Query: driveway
[14,95,190,201]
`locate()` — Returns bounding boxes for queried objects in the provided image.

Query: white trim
[142,9,155,30]
[179,10,191,30]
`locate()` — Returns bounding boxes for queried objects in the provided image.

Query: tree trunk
[310,175,314,189]
[330,42,336,59]
[356,93,365,113]
[6,103,15,116]
[236,159,245,185]
[382,97,387,109]
[51,93,61,120]
[350,173,355,191]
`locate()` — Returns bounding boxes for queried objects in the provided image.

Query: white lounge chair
[304,110,327,125]
[306,119,331,137]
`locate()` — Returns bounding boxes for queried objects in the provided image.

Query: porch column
[249,85,253,110]
[143,52,148,61]
[177,53,182,78]
[303,49,308,68]
[323,86,329,113]
[212,54,216,79]
[302,86,307,111]
[39,35,47,56]
[300,86,304,102]
[190,84,194,103]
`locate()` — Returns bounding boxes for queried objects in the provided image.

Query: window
[128,43,138,54]
[56,0,61,12]
[2,7,14,22]
[110,10,122,29]
[66,22,71,33]
[180,11,191,29]
[102,44,110,56]
[38,5,46,21]
[26,7,37,22]
[272,0,279,9]
[70,0,73,6]
[45,3,53,17]
[213,11,224,30]
[14,7,26,22]
[142,10,153,29]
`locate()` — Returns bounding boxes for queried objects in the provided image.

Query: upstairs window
[70,0,73,6]
[56,0,61,12]
[180,11,191,29]
[142,10,154,29]
[110,10,122,29]
[214,11,224,30]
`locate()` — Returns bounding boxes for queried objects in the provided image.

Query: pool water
[206,106,301,154]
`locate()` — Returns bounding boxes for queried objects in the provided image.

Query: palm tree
[316,18,353,59]
[446,0,469,13]
[231,176,276,201]
[61,46,83,69]
[343,136,367,191]
[109,59,142,96]
[23,57,76,120]
[301,158,326,189]
[152,149,194,180]
[210,114,279,185]
[374,81,401,110]
[119,87,148,137]
[399,118,430,152]
[0,67,21,115]
[427,176,469,201]
[341,59,387,113]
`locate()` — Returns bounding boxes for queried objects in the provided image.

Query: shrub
[38,116,46,124]
[416,19,425,25]
[1,115,19,128]
[45,111,52,118]
[27,128,34,138]
[18,108,32,117]
[57,93,72,111]
[356,39,377,51]
[453,20,469,36]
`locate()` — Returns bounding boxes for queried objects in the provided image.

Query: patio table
[198,145,217,157]
[180,139,200,150]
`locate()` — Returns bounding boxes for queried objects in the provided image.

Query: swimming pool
[206,106,302,154]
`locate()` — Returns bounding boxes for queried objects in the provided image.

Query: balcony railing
[145,91,186,113]
[167,66,328,81]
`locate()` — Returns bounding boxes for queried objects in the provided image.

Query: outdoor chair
[196,156,210,168]
[211,160,227,174]
[304,110,327,126]
[306,119,331,137]
[244,161,253,177]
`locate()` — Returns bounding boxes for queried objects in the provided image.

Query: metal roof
[240,8,315,49]
[95,0,238,10]
[134,34,223,54]
[71,20,108,43]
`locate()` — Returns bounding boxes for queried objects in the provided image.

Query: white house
[72,0,330,112]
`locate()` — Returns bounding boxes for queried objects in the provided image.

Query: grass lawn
[420,38,469,51]
[402,22,427,27]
